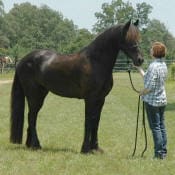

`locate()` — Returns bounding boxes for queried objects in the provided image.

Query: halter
[126,57,147,157]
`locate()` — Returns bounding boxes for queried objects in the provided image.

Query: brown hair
[151,42,166,58]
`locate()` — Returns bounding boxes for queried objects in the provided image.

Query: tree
[136,2,152,28]
[92,0,152,33]
[141,19,175,60]
[63,28,94,53]
[0,0,4,16]
[0,0,9,49]
[3,2,84,56]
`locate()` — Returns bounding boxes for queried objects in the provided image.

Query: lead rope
[132,95,140,157]
[141,102,148,157]
[126,58,147,157]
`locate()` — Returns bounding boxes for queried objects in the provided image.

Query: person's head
[150,42,167,58]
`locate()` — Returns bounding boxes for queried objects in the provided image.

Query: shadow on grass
[42,147,79,154]
[6,144,105,156]
[166,102,175,111]
[6,144,79,154]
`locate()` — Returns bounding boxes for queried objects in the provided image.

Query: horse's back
[15,50,51,81]
[16,49,93,98]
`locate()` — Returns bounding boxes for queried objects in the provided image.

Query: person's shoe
[154,154,166,160]
[161,153,167,159]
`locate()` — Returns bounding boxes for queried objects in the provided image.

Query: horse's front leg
[90,98,105,152]
[81,98,105,154]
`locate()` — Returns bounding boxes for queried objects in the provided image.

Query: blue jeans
[145,102,167,158]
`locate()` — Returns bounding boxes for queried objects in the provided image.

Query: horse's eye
[129,44,138,49]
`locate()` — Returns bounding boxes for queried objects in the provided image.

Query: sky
[3,0,175,37]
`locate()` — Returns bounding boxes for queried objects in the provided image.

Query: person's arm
[139,88,151,96]
[133,66,152,95]
[134,66,145,78]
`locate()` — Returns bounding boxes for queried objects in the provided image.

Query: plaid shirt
[142,58,167,107]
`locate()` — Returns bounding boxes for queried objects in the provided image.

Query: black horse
[10,20,143,153]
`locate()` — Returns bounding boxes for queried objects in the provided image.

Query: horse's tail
[10,72,25,144]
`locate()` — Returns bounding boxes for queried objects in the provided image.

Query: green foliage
[140,19,175,60]
[0,47,8,56]
[63,29,94,53]
[0,0,4,16]
[0,32,9,48]
[168,63,175,81]
[3,3,74,52]
[93,0,152,33]
[0,2,93,57]
[0,0,9,48]
[136,2,152,28]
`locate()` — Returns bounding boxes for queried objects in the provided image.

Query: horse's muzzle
[135,57,144,66]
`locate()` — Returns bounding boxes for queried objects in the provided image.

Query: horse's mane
[81,23,140,55]
[125,24,140,43]
[85,25,121,50]
[92,23,140,45]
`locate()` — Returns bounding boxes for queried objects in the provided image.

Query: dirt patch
[0,80,13,85]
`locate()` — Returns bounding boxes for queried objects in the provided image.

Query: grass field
[0,72,175,175]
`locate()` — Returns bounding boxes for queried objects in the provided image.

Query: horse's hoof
[81,144,91,154]
[26,143,42,150]
[31,146,42,150]
[80,148,91,154]
[91,147,104,154]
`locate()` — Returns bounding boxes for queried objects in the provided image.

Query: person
[134,42,168,159]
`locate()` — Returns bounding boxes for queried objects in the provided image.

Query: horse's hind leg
[81,97,105,153]
[26,86,48,149]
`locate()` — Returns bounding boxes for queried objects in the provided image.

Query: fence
[1,59,175,73]
[0,63,16,73]
[113,59,175,72]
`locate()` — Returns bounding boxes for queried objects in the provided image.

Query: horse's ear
[122,19,131,38]
[134,19,139,26]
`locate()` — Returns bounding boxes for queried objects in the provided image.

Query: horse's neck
[87,42,119,72]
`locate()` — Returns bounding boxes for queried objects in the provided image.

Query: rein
[126,58,147,157]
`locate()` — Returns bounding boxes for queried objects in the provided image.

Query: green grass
[0,71,14,80]
[0,72,175,175]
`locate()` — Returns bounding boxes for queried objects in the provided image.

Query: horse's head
[120,20,144,66]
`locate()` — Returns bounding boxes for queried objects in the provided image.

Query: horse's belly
[37,70,90,99]
[44,81,85,99]
[50,89,83,99]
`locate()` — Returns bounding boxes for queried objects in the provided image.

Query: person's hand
[139,89,151,96]
[132,64,141,70]
[139,90,144,96]
[132,64,145,77]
